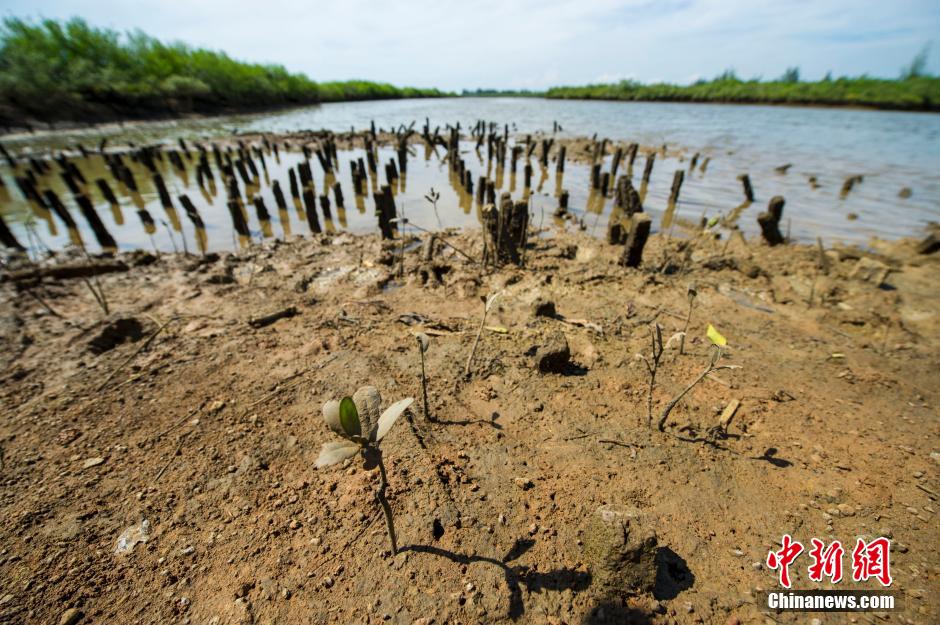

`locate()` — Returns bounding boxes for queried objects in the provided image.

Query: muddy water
[1,97,939,254]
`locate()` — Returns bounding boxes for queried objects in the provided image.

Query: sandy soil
[0,224,938,625]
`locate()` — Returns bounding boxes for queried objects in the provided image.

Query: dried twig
[153,432,188,484]
[248,306,298,328]
[658,345,740,431]
[23,285,63,318]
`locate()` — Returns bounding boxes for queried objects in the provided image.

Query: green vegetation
[0,17,447,126]
[460,88,543,98]
[546,71,940,111]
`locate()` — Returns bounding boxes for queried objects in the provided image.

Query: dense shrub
[0,17,446,124]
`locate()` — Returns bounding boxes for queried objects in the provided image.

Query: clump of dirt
[0,225,937,625]
[87,317,146,354]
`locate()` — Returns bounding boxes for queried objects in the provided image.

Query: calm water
[2,97,938,255]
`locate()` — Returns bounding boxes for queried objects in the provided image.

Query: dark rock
[916,232,939,255]
[531,298,556,318]
[88,317,144,354]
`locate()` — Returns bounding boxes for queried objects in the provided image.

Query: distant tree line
[460,88,542,97]
[545,50,938,112]
[0,18,449,126]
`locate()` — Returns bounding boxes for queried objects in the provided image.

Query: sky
[0,0,937,91]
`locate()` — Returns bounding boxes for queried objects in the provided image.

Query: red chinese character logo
[807,538,844,583]
[851,537,892,587]
[767,534,804,588]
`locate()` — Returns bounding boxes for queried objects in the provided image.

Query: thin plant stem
[464,298,491,377]
[643,324,664,427]
[376,455,398,555]
[658,346,737,431]
[78,244,109,316]
[419,344,431,422]
[680,292,695,355]
[23,286,62,318]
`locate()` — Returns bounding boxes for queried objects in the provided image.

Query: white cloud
[1,0,937,88]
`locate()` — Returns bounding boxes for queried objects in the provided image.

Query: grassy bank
[0,18,448,127]
[546,74,940,111]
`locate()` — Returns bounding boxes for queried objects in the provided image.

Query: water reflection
[1,104,938,255]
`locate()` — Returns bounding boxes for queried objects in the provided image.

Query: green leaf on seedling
[339,396,361,437]
[706,324,727,346]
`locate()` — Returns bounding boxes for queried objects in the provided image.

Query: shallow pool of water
[2,98,938,254]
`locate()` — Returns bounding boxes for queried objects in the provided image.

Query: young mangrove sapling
[657,324,740,431]
[679,284,697,355]
[638,323,664,428]
[316,386,413,554]
[464,292,500,377]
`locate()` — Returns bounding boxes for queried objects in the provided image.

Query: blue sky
[0,0,937,90]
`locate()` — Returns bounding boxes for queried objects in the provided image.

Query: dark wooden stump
[668,170,685,206]
[303,189,322,234]
[642,153,656,185]
[75,194,117,250]
[619,214,652,268]
[757,195,785,246]
[738,174,755,202]
[272,180,287,211]
[333,181,344,208]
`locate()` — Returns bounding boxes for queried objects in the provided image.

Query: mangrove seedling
[464,292,500,377]
[416,332,432,421]
[316,387,414,554]
[657,324,740,431]
[424,187,442,229]
[679,284,697,355]
[638,323,664,428]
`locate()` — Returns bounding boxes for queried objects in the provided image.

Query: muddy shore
[1,221,938,624]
